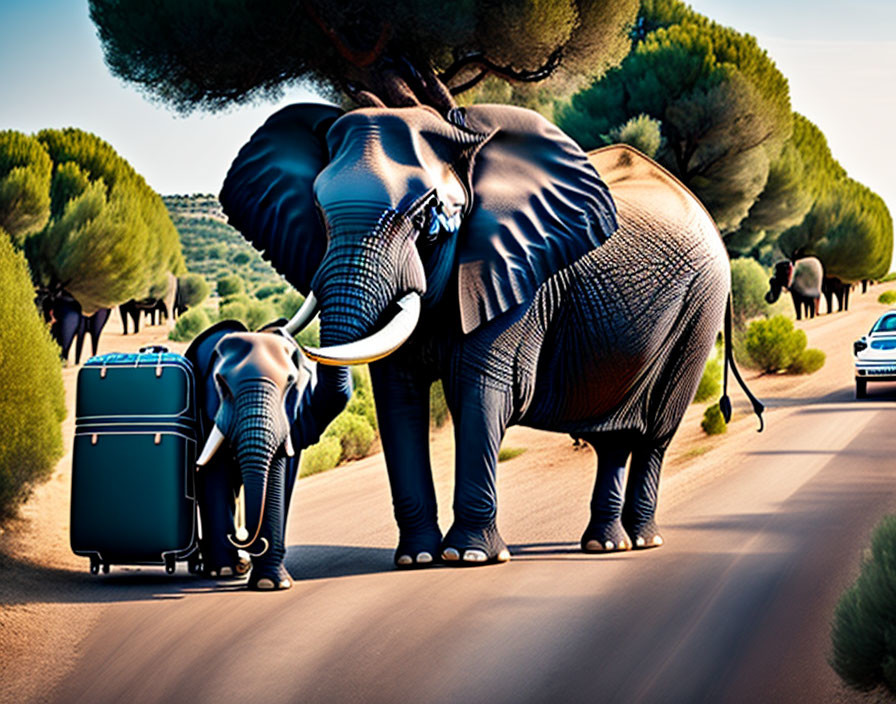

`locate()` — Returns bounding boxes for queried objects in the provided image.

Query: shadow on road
[286,544,394,580]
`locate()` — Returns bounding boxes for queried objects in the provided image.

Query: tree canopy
[557,7,792,233]
[0,131,52,246]
[14,128,185,314]
[89,0,638,113]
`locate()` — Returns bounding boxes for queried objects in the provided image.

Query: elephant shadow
[285,544,395,580]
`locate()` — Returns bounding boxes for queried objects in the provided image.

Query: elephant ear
[185,320,249,430]
[220,103,344,295]
[456,105,618,333]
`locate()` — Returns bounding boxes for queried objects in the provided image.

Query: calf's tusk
[196,424,226,467]
[303,292,421,366]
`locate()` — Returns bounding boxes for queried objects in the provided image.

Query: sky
[1,0,894,235]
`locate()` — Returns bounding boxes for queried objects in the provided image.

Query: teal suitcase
[70,345,201,575]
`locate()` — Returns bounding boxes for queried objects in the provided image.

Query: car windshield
[872,314,896,333]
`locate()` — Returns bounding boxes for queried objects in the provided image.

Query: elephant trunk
[312,214,425,348]
[228,382,290,556]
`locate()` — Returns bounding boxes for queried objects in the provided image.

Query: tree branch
[439,46,564,94]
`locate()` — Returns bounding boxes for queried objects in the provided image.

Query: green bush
[831,515,896,695]
[299,436,342,478]
[786,348,826,375]
[254,283,286,300]
[217,273,243,298]
[498,446,527,462]
[0,235,66,521]
[701,403,727,435]
[878,290,896,305]
[693,355,722,403]
[744,315,807,373]
[324,412,376,461]
[879,273,896,283]
[177,273,209,308]
[232,251,250,266]
[346,366,377,431]
[169,307,211,342]
[430,380,450,427]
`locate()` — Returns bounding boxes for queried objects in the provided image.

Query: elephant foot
[623,518,664,550]
[204,557,251,580]
[248,563,292,591]
[581,518,632,553]
[394,525,442,569]
[441,523,510,566]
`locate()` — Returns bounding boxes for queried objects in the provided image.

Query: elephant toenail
[585,540,601,551]
[397,555,413,566]
[219,566,233,577]
[604,541,614,550]
[416,552,433,564]
[463,550,487,562]
[497,549,511,562]
[653,536,663,545]
[636,537,645,547]
[442,548,460,561]
[256,578,275,590]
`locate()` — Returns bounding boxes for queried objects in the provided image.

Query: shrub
[831,515,896,695]
[693,355,722,403]
[169,307,211,342]
[786,348,826,375]
[254,283,286,300]
[216,273,243,298]
[731,258,772,328]
[218,298,248,323]
[430,380,450,428]
[299,436,342,478]
[701,403,727,435]
[744,315,807,372]
[498,446,527,462]
[878,290,896,305]
[178,273,209,308]
[324,412,375,461]
[232,251,250,266]
[346,366,377,431]
[0,235,66,522]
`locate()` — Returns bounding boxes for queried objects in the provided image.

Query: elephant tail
[720,295,765,432]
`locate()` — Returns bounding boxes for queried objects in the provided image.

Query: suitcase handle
[138,345,169,354]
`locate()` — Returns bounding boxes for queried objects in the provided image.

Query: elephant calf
[186,320,351,590]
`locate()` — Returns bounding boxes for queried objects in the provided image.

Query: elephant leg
[196,459,245,578]
[55,307,81,362]
[89,308,110,356]
[73,315,88,365]
[791,293,802,321]
[621,443,667,549]
[580,433,633,552]
[120,305,129,334]
[369,359,441,567]
[441,382,512,565]
[248,455,292,590]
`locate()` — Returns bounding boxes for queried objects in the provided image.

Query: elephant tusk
[284,292,318,335]
[196,424,226,467]
[302,292,421,366]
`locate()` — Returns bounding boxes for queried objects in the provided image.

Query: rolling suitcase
[71,345,201,575]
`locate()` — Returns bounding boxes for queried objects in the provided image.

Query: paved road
[50,389,896,703]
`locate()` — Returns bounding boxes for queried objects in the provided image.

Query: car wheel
[856,378,867,399]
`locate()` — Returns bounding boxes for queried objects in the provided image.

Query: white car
[854,310,896,398]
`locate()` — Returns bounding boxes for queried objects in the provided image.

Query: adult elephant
[221,103,761,567]
[120,272,178,333]
[39,288,111,364]
[765,258,823,320]
[823,276,853,314]
[187,319,351,589]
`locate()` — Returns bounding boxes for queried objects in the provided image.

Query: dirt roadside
[2,284,894,702]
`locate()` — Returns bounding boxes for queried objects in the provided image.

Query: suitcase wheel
[102,562,110,575]
[164,554,176,575]
[187,554,203,575]
[89,557,100,575]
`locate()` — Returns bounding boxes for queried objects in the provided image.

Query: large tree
[24,128,184,313]
[0,131,52,246]
[89,0,638,114]
[557,5,792,233]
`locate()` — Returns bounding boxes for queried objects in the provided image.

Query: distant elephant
[766,257,824,320]
[823,276,853,313]
[120,273,178,333]
[220,103,761,567]
[186,319,351,590]
[40,289,111,364]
